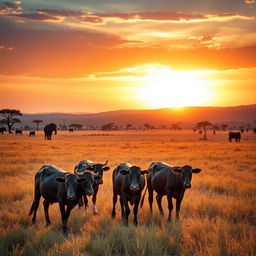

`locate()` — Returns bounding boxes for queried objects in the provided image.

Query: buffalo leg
[176,194,184,220]
[148,181,154,213]
[83,195,89,213]
[92,185,98,215]
[156,194,164,215]
[111,193,117,219]
[30,192,41,224]
[133,198,140,226]
[167,196,173,221]
[43,200,51,225]
[122,196,130,226]
[120,197,125,220]
[65,205,74,227]
[59,203,67,233]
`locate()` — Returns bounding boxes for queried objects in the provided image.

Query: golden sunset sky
[0,0,256,113]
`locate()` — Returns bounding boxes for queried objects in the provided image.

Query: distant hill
[19,105,256,129]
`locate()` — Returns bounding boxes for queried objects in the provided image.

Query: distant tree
[212,125,220,131]
[171,122,182,131]
[144,123,155,130]
[69,123,83,130]
[0,109,22,133]
[196,121,212,140]
[126,123,133,130]
[220,124,228,131]
[101,122,115,131]
[33,120,43,130]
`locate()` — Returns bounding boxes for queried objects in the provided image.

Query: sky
[0,0,256,113]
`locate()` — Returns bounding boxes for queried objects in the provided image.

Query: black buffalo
[28,165,94,233]
[229,132,241,142]
[74,160,110,215]
[0,127,6,134]
[69,128,74,132]
[29,131,35,137]
[15,129,22,135]
[253,128,256,134]
[145,162,201,221]
[44,123,57,140]
[111,162,148,225]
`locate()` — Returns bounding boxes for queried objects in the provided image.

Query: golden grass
[0,130,255,255]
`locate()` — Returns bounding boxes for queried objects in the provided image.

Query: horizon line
[18,103,256,115]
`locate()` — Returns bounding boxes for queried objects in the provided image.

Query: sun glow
[137,66,213,108]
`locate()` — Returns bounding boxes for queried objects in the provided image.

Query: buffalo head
[120,166,149,192]
[171,165,201,189]
[56,173,86,200]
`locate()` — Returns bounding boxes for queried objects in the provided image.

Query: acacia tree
[0,109,22,133]
[196,121,212,140]
[33,120,43,130]
[69,123,83,130]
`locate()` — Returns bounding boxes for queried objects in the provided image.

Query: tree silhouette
[69,123,83,130]
[101,122,115,131]
[171,122,182,130]
[33,120,43,130]
[126,123,133,130]
[0,109,22,133]
[196,121,212,140]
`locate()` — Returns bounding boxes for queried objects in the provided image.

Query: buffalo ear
[56,177,65,183]
[77,177,87,182]
[171,167,182,174]
[140,170,149,175]
[103,166,110,172]
[120,169,129,175]
[86,166,94,171]
[193,168,201,174]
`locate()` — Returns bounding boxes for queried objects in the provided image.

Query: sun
[137,66,212,108]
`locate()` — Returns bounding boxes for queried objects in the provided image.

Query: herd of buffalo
[0,123,254,232]
[29,160,201,233]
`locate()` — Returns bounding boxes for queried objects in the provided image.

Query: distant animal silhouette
[0,127,6,134]
[15,129,22,135]
[229,132,241,142]
[44,123,57,140]
[253,128,256,134]
[69,128,74,132]
[199,130,202,134]
[29,131,36,137]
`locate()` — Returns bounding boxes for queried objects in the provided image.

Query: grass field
[0,130,255,256]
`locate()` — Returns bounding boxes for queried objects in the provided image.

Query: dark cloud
[0,1,22,14]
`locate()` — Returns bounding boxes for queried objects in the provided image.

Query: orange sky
[0,1,256,113]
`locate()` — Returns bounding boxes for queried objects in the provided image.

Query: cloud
[0,1,22,15]
[0,44,14,50]
[245,0,255,4]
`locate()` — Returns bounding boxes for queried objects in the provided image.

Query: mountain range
[18,104,256,129]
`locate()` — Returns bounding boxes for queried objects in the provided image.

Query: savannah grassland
[0,130,255,256]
